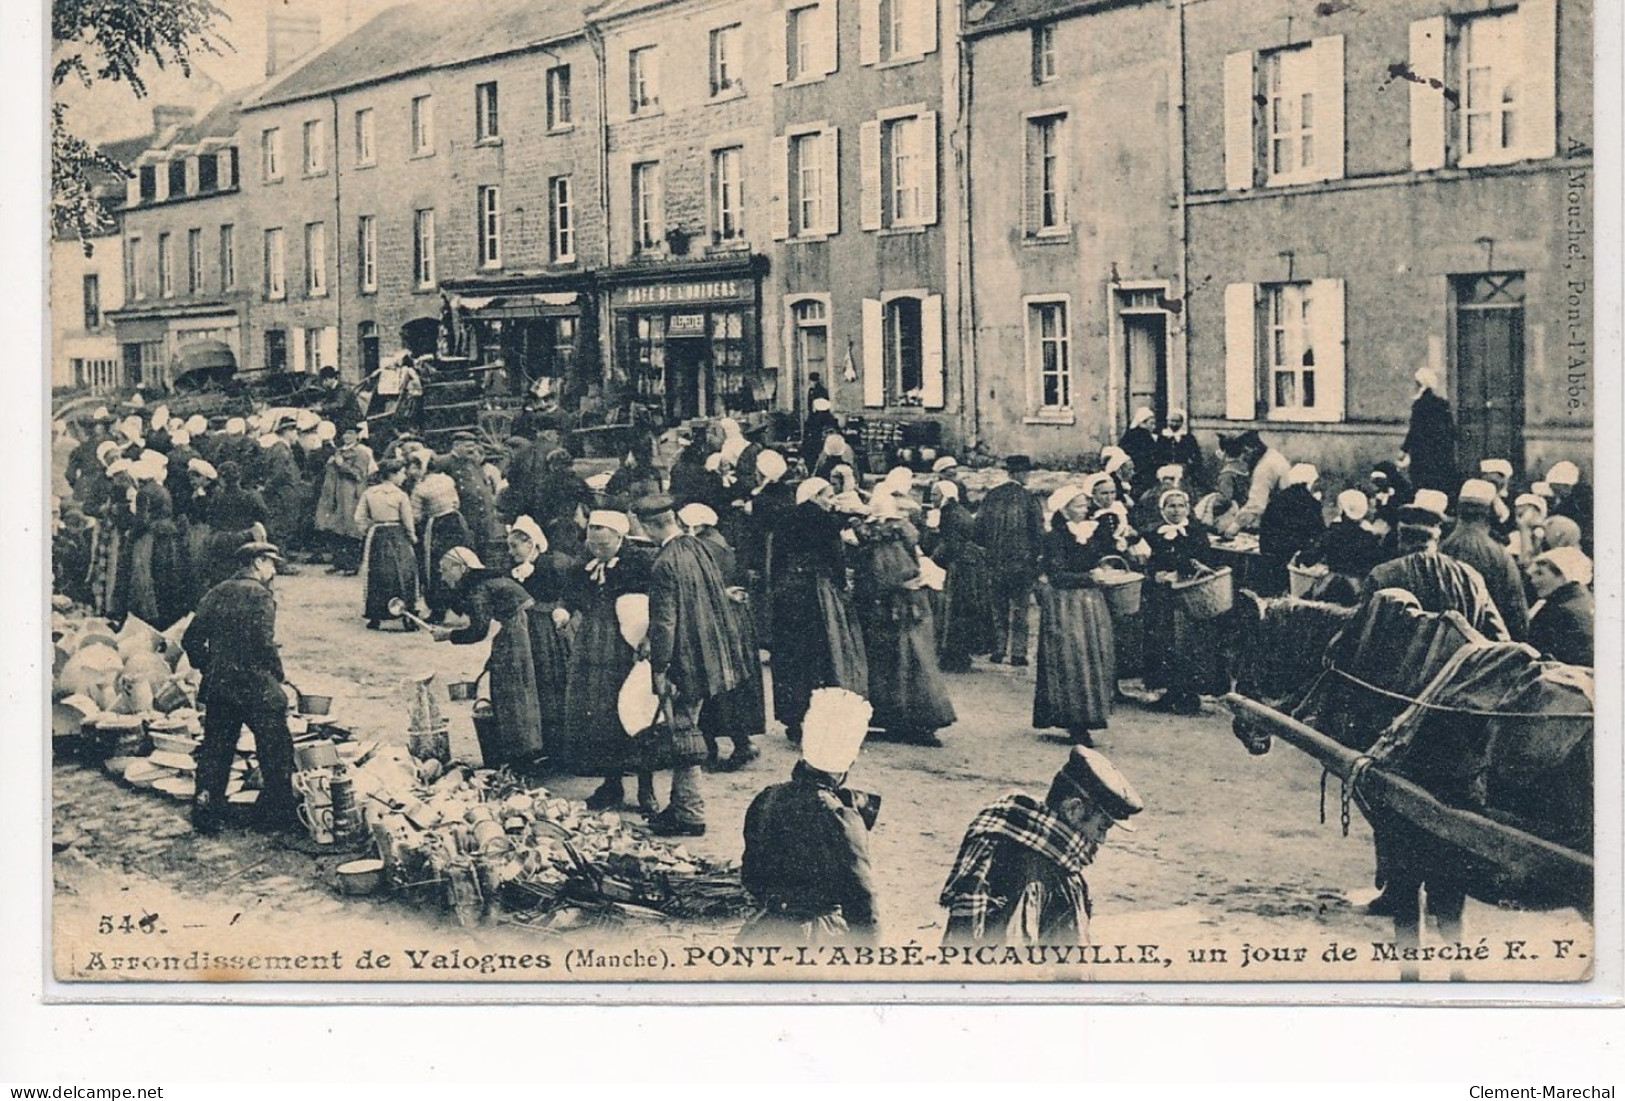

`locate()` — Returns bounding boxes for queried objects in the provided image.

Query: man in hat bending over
[740,688,881,944]
[637,495,754,836]
[182,541,299,836]
[941,747,1143,947]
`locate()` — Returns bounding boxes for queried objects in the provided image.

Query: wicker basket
[1170,566,1234,621]
[1286,557,1329,599]
[407,724,451,765]
[1090,555,1145,618]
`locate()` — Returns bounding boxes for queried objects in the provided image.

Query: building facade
[239,0,602,387]
[962,0,1182,463]
[107,99,250,391]
[1182,0,1592,482]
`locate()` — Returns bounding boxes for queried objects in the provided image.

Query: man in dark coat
[1400,368,1457,493]
[941,746,1142,949]
[1439,480,1530,640]
[740,687,880,945]
[317,366,364,433]
[1360,492,1510,642]
[1526,547,1593,666]
[439,434,503,563]
[973,455,1045,666]
[182,542,298,835]
[640,496,752,836]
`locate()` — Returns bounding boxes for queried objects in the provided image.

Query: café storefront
[604,256,772,426]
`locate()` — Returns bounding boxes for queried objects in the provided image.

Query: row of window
[132,148,240,205]
[782,292,945,409]
[259,68,575,183]
[1224,1,1558,189]
[125,226,237,301]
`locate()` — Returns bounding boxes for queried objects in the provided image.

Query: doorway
[665,338,712,422]
[1452,273,1526,473]
[1118,289,1170,431]
[359,321,380,379]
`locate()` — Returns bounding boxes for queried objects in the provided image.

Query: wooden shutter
[862,298,884,407]
[771,3,788,85]
[819,0,841,76]
[771,135,791,239]
[1223,50,1256,191]
[859,119,883,230]
[921,294,945,408]
[1312,35,1345,181]
[821,126,842,235]
[919,110,939,225]
[290,327,307,374]
[1309,278,1345,422]
[319,326,339,371]
[1223,282,1256,420]
[1408,17,1447,171]
[1520,0,1558,159]
[859,0,879,65]
[918,0,939,56]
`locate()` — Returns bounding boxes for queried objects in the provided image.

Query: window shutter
[1312,36,1345,181]
[1223,282,1257,420]
[290,327,307,374]
[820,0,840,76]
[859,0,879,65]
[862,298,884,407]
[771,4,788,85]
[1520,0,1558,160]
[1408,17,1447,171]
[1021,122,1037,233]
[1223,50,1256,191]
[1308,278,1345,422]
[921,294,945,408]
[821,126,842,235]
[771,135,791,240]
[859,119,883,230]
[319,326,339,372]
[919,0,939,56]
[919,110,939,225]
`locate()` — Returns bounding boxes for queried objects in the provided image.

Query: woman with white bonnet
[1297,487,1383,604]
[1542,460,1591,554]
[504,514,571,724]
[556,509,659,811]
[1142,485,1217,713]
[919,478,993,672]
[1399,367,1457,492]
[680,501,766,770]
[1510,492,1549,564]
[850,486,956,745]
[801,395,840,467]
[1116,407,1158,498]
[353,457,419,630]
[1154,408,1206,493]
[1033,478,1121,745]
[812,427,857,481]
[1525,546,1593,667]
[1258,462,1325,597]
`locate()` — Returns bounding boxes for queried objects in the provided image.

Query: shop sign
[667,313,707,336]
[614,279,750,306]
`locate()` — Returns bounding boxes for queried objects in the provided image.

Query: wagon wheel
[475,407,517,464]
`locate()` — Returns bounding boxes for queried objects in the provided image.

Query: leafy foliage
[51,0,229,251]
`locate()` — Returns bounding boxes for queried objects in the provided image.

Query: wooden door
[1454,274,1525,472]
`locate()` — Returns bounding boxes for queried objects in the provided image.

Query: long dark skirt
[863,589,957,735]
[1142,583,1225,699]
[701,592,767,741]
[558,602,654,776]
[361,524,418,621]
[185,519,215,610]
[770,573,869,732]
[127,525,188,630]
[479,609,546,768]
[526,607,571,729]
[421,511,473,615]
[934,544,995,670]
[1033,581,1116,731]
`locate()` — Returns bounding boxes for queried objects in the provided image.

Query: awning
[176,339,236,372]
[453,292,580,319]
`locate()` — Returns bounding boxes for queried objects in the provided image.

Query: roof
[963,0,1148,37]
[251,0,589,108]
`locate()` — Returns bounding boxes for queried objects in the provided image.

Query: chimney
[151,104,196,136]
[267,7,324,76]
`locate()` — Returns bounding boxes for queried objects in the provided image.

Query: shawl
[940,794,1093,936]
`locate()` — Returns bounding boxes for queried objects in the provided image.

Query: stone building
[960,0,1182,463]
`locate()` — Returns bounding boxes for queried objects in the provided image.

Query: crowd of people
[49,367,1596,949]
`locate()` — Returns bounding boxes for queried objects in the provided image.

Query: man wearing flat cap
[637,495,753,835]
[974,455,1045,666]
[182,542,299,836]
[941,746,1143,947]
[1358,490,1509,641]
[1440,479,1529,639]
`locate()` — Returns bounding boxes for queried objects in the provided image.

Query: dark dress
[739,761,880,945]
[448,570,545,769]
[769,502,869,736]
[1527,581,1593,666]
[1118,425,1158,499]
[126,481,188,629]
[558,546,656,776]
[1154,429,1208,494]
[694,530,767,746]
[1258,484,1325,596]
[1299,519,1384,605]
[1401,390,1458,493]
[1033,515,1119,734]
[510,554,571,725]
[1440,524,1531,640]
[1142,519,1219,701]
[419,507,474,617]
[356,483,418,622]
[852,518,957,738]
[921,498,995,671]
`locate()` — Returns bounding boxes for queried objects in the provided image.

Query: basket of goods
[1286,555,1329,599]
[1170,565,1234,621]
[1090,555,1145,618]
